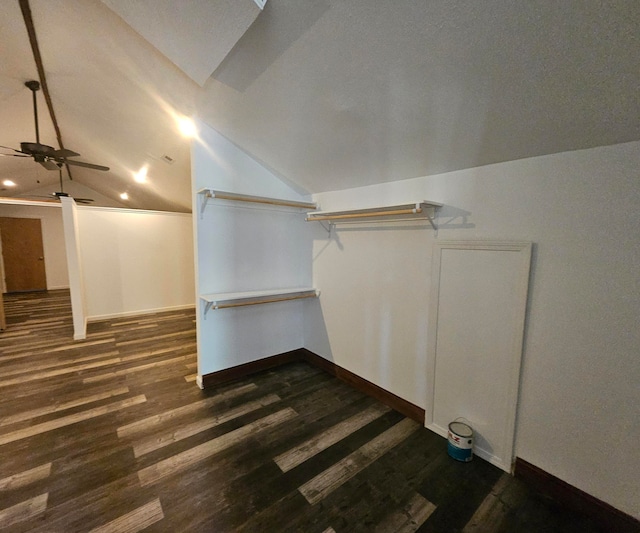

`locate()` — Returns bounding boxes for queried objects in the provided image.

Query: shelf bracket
[203,300,214,317]
[199,190,212,219]
[319,221,332,236]
[425,212,437,232]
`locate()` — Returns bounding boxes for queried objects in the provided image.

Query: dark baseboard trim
[199,348,425,423]
[299,349,425,423]
[199,354,637,529]
[200,349,302,389]
[514,458,639,533]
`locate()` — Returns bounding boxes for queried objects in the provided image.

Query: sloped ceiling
[100,0,262,86]
[1,0,639,212]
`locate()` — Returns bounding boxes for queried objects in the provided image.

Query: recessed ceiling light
[2,180,16,187]
[177,117,197,138]
[120,192,129,200]
[134,166,148,183]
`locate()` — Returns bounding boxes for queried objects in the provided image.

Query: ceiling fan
[19,162,94,205]
[0,80,110,172]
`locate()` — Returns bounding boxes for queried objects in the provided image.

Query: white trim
[87,303,195,322]
[0,198,61,208]
[76,205,191,217]
[73,317,88,340]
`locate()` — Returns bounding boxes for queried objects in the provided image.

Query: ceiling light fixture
[120,192,129,200]
[134,166,148,183]
[2,180,16,187]
[177,117,197,138]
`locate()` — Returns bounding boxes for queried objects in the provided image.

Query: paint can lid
[449,421,473,437]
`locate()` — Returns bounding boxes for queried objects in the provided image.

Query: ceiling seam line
[18,0,73,180]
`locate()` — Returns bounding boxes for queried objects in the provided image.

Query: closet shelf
[200,288,319,315]
[306,201,442,230]
[198,188,317,216]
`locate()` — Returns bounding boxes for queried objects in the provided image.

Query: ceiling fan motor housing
[20,142,57,156]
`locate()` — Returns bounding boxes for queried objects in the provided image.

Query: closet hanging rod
[322,216,434,225]
[213,293,318,310]
[199,189,317,210]
[308,207,422,221]
[201,288,319,315]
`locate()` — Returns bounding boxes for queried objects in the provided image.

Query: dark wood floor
[0,290,606,532]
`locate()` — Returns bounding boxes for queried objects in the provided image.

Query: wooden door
[0,291,5,330]
[0,217,47,292]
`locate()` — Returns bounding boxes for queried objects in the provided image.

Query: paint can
[447,419,473,462]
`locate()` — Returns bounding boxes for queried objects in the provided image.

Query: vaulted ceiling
[1,0,639,212]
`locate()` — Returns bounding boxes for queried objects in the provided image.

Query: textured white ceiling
[100,0,261,86]
[202,0,640,193]
[1,0,638,211]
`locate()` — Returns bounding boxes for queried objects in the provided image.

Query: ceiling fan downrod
[25,80,41,145]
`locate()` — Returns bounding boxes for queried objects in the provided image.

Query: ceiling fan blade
[50,148,80,158]
[38,159,60,170]
[52,191,94,204]
[63,159,110,171]
[0,145,28,155]
[0,153,30,158]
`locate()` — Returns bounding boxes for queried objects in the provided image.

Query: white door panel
[426,241,531,472]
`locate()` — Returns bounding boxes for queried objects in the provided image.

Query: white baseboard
[87,303,195,322]
[73,317,88,341]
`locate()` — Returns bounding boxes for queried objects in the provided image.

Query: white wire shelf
[200,288,319,315]
[198,188,317,217]
[306,201,442,230]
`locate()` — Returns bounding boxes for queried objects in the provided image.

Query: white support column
[60,197,87,340]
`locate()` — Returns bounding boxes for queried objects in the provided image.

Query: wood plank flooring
[0,290,606,532]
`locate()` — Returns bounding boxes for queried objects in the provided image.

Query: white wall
[188,125,639,515]
[304,141,640,518]
[0,203,69,290]
[192,122,314,377]
[76,206,195,319]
